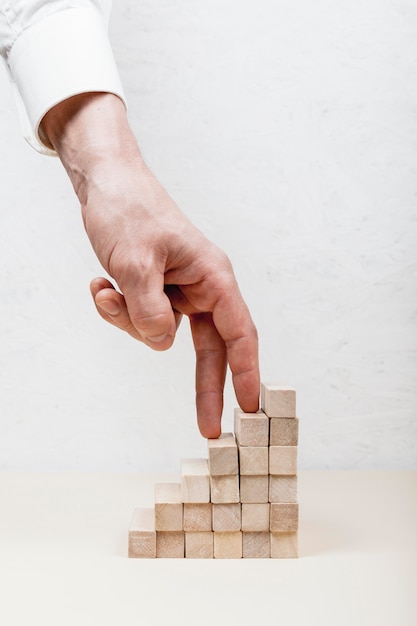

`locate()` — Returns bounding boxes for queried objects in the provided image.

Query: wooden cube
[154,483,183,531]
[210,474,240,503]
[261,384,296,418]
[183,503,212,531]
[271,532,298,558]
[208,432,238,475]
[212,503,241,531]
[234,409,269,447]
[214,532,242,558]
[242,532,270,558]
[270,503,299,532]
[185,532,214,558]
[269,475,297,503]
[156,531,184,558]
[239,446,268,475]
[128,508,156,558]
[240,475,269,503]
[241,503,270,531]
[269,446,298,475]
[270,417,299,446]
[181,458,210,503]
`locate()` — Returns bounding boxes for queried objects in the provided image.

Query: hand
[41,93,260,437]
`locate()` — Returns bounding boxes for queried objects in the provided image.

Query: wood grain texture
[154,482,183,531]
[270,503,299,532]
[270,532,298,558]
[214,532,243,559]
[269,475,298,503]
[261,384,296,418]
[183,503,212,531]
[128,508,156,558]
[270,417,299,446]
[181,458,210,503]
[156,531,185,558]
[210,474,240,503]
[185,532,214,558]
[207,432,238,475]
[269,446,298,475]
[240,475,269,503]
[234,408,269,447]
[212,503,241,531]
[242,532,270,558]
[239,446,269,475]
[241,503,270,531]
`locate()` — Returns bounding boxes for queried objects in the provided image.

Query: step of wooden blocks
[270,417,299,446]
[261,383,296,418]
[185,531,214,558]
[183,503,212,531]
[240,475,269,503]
[154,483,183,531]
[242,503,270,532]
[242,532,270,558]
[210,474,240,503]
[129,381,300,559]
[212,503,241,531]
[214,531,242,558]
[156,531,185,558]
[269,475,297,503]
[270,503,299,532]
[239,445,269,475]
[269,446,298,475]
[271,532,298,558]
[181,458,210,503]
[208,432,238,475]
[234,409,269,446]
[128,508,156,558]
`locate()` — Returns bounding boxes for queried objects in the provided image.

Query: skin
[41,92,260,438]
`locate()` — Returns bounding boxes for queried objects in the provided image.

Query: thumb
[121,270,177,351]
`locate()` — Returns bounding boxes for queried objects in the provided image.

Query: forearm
[41,92,141,206]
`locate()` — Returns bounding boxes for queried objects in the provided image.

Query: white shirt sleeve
[0,1,126,156]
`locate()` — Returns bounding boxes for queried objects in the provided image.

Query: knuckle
[108,247,154,285]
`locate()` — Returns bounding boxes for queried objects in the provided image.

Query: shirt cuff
[7,6,126,156]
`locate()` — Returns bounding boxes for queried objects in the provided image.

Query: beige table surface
[0,471,415,626]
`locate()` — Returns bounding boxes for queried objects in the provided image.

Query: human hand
[41,93,260,437]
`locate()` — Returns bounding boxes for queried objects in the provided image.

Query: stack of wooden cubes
[128,383,299,558]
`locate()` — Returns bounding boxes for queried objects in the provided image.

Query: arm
[41,92,260,437]
[1,2,260,436]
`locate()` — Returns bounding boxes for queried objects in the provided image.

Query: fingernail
[146,333,168,344]
[98,300,120,316]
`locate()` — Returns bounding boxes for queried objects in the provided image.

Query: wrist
[40,92,144,203]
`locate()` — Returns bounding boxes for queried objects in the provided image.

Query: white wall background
[0,0,416,472]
